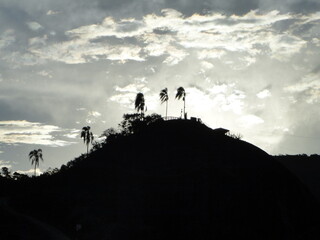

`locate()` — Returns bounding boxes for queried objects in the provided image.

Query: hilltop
[1,118,320,239]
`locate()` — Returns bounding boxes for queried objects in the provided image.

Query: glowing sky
[1,0,320,174]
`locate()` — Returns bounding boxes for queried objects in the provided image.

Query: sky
[0,0,320,174]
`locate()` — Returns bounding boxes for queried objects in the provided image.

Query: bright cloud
[26,22,43,31]
[17,168,43,176]
[64,129,80,139]
[86,111,103,124]
[46,10,60,16]
[238,114,265,128]
[0,121,76,147]
[21,10,319,66]
[257,89,271,99]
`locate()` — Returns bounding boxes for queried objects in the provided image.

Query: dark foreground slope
[5,120,320,239]
[275,154,320,202]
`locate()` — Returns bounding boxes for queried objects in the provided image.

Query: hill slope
[275,154,320,202]
[6,119,320,239]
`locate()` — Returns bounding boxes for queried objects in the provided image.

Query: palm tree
[160,88,169,119]
[29,149,43,177]
[135,92,145,118]
[175,87,186,119]
[81,126,94,155]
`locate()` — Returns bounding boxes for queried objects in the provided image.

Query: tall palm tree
[29,149,43,177]
[135,92,145,118]
[81,126,94,155]
[160,88,169,119]
[175,87,186,119]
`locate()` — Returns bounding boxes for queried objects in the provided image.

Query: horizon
[1,0,320,174]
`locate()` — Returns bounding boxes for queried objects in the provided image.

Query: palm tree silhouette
[175,87,186,119]
[81,126,94,155]
[29,149,43,177]
[160,88,169,119]
[135,92,145,118]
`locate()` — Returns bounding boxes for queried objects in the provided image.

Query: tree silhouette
[81,126,94,155]
[160,88,169,119]
[135,92,145,118]
[29,149,43,177]
[175,87,186,119]
[1,167,11,179]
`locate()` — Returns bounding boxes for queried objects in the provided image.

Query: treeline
[274,154,320,166]
[0,113,164,181]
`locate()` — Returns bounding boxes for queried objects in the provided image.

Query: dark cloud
[97,0,255,16]
[213,18,259,26]
[0,7,29,30]
[97,0,319,16]
[153,27,177,35]
[259,0,320,13]
[0,97,53,123]
[282,1,320,13]
[116,20,144,32]
[272,19,299,33]
[90,36,140,46]
[2,0,320,27]
[311,65,320,74]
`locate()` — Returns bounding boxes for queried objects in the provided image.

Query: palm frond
[81,126,94,147]
[175,87,185,100]
[135,92,145,112]
[160,88,168,104]
[28,149,44,176]
[29,150,35,159]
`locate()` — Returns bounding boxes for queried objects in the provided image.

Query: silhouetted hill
[275,154,320,202]
[3,119,320,239]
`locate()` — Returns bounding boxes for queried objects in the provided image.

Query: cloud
[37,70,52,78]
[16,9,318,69]
[238,114,264,128]
[0,29,15,49]
[0,120,76,147]
[89,111,102,118]
[64,132,80,139]
[86,111,103,124]
[284,73,320,103]
[17,168,42,176]
[29,35,48,47]
[0,160,12,169]
[257,89,271,99]
[26,21,43,31]
[46,10,60,16]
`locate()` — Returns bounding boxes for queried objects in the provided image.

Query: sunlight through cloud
[0,121,76,147]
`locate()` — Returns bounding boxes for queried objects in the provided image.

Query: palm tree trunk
[183,98,186,119]
[87,143,89,156]
[166,100,168,119]
[34,164,36,177]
